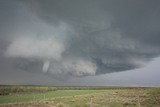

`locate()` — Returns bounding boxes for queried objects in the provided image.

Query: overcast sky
[0,0,160,87]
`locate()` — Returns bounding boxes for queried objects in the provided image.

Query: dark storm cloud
[1,0,160,80]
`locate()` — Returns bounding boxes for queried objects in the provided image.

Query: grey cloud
[1,0,160,80]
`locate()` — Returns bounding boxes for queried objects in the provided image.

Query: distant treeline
[0,86,56,95]
[0,85,150,96]
[54,86,150,90]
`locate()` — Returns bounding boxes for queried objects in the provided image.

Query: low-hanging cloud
[1,0,160,80]
[49,59,97,77]
[5,37,65,60]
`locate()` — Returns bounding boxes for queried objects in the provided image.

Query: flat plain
[0,86,159,107]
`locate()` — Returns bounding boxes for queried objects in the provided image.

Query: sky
[0,0,160,87]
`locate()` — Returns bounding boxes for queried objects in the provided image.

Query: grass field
[0,86,160,107]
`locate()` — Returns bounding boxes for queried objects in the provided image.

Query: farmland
[0,86,160,107]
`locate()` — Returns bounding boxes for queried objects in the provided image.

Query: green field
[0,86,160,107]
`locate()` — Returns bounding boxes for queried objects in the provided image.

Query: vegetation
[0,85,57,95]
[0,85,159,107]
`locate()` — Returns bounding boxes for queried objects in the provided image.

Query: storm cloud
[1,0,160,81]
